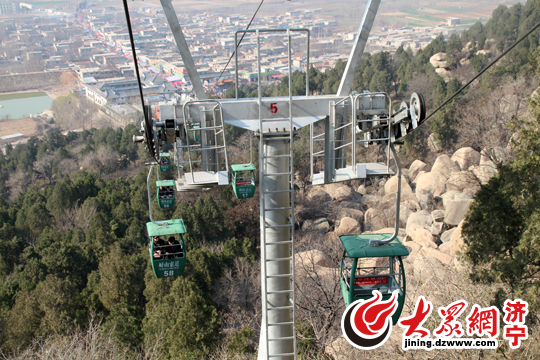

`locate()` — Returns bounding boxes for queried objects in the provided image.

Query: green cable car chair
[156,179,175,209]
[147,219,186,278]
[193,124,201,142]
[231,163,256,199]
[159,152,171,172]
[339,233,409,324]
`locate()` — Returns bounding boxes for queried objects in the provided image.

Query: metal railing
[180,100,229,184]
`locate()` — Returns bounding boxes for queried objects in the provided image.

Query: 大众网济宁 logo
[342,293,530,351]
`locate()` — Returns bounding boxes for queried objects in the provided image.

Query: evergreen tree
[463,51,540,313]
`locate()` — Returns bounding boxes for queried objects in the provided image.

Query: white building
[0,1,20,15]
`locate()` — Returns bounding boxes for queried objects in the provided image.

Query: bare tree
[4,316,141,360]
[456,76,535,165]
[53,202,98,233]
[6,170,34,203]
[57,158,79,177]
[34,154,55,184]
[96,147,119,175]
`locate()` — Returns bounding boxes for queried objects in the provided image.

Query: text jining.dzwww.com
[402,338,498,350]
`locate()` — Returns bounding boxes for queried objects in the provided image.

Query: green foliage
[470,53,488,72]
[174,195,228,247]
[296,319,317,355]
[143,277,223,360]
[227,325,255,358]
[462,51,540,313]
[221,237,257,265]
[429,77,461,150]
[0,127,141,199]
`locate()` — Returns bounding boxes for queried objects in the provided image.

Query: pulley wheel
[410,92,426,128]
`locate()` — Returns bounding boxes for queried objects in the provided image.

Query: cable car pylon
[125,0,434,356]
[257,29,297,359]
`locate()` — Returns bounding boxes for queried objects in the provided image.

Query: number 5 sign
[264,101,286,117]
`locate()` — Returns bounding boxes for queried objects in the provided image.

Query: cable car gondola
[231,131,256,199]
[231,163,256,199]
[147,219,186,278]
[156,179,175,209]
[339,233,409,324]
[145,164,186,278]
[338,142,408,324]
[193,124,201,142]
[159,152,171,172]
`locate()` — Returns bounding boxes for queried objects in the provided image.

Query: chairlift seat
[146,219,186,278]
[156,179,175,209]
[231,163,256,199]
[339,233,409,324]
[159,152,171,172]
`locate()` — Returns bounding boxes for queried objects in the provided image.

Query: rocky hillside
[295,147,500,359]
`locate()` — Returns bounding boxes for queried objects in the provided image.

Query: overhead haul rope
[214,0,265,88]
[121,0,149,124]
[424,19,540,123]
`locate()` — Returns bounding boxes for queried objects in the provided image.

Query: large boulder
[446,170,481,192]
[431,154,460,179]
[312,218,330,231]
[435,67,452,82]
[450,220,465,254]
[403,240,423,263]
[323,183,356,202]
[385,175,413,196]
[413,170,426,183]
[408,224,437,248]
[364,208,386,231]
[430,52,447,67]
[440,227,456,243]
[339,201,363,211]
[295,250,335,269]
[432,210,445,222]
[406,210,433,234]
[451,147,481,171]
[415,171,447,197]
[470,154,497,185]
[416,188,435,210]
[409,160,427,182]
[420,247,454,266]
[431,221,445,236]
[337,207,364,226]
[439,221,465,256]
[336,217,361,236]
[357,184,368,195]
[444,199,474,226]
[455,188,476,200]
[308,187,331,203]
[441,190,461,208]
[400,200,421,227]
